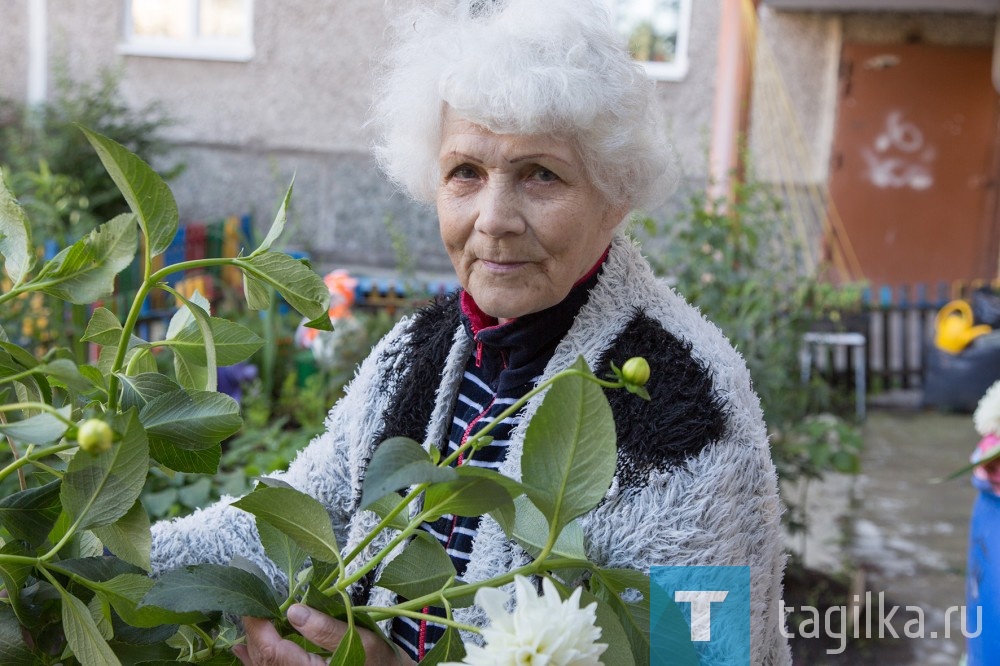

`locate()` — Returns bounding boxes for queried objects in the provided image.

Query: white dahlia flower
[975,379,1000,436]
[444,575,607,666]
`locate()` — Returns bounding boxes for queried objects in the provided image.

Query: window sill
[118,41,254,62]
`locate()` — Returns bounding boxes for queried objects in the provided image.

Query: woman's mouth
[479,259,527,273]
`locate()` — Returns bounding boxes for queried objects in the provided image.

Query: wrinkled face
[436,110,626,321]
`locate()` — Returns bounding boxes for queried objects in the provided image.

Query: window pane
[614,0,681,64]
[200,0,248,39]
[131,0,191,39]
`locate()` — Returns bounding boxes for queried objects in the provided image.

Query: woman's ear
[601,200,632,233]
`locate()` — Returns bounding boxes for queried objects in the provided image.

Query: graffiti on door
[861,111,936,190]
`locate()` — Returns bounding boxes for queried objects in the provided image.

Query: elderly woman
[151,0,790,663]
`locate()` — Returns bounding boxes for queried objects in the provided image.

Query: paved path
[792,409,980,664]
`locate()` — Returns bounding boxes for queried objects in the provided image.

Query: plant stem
[0,402,75,424]
[106,256,240,410]
[342,483,428,567]
[331,516,425,593]
[0,442,74,484]
[360,557,586,622]
[0,367,38,387]
[0,414,26,491]
[441,369,620,468]
[354,606,479,634]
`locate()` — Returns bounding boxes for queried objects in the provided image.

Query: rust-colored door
[828,43,1000,287]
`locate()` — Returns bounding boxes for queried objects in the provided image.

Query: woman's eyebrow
[508,152,572,166]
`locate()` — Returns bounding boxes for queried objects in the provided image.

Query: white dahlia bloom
[975,379,1000,436]
[444,575,607,666]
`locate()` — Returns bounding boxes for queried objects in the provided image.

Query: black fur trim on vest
[595,310,728,490]
[375,292,462,444]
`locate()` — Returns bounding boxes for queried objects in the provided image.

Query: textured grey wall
[3,2,995,274]
[0,1,30,103]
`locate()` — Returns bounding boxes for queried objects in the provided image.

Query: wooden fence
[808,281,1000,394]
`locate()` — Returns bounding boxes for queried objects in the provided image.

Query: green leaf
[0,604,36,666]
[0,541,34,623]
[251,177,293,257]
[140,563,279,618]
[509,496,587,560]
[0,405,71,444]
[61,410,149,531]
[165,289,217,392]
[365,494,409,531]
[60,587,123,666]
[420,626,467,665]
[148,441,220,474]
[256,519,308,586]
[453,466,519,531]
[581,589,636,666]
[79,365,108,395]
[88,593,114,640]
[242,272,271,311]
[165,289,211,340]
[139,389,241,449]
[648,592,699,666]
[117,372,182,412]
[167,317,264,366]
[303,310,335,332]
[40,359,98,393]
[0,342,38,371]
[328,626,365,666]
[91,500,152,571]
[359,437,456,510]
[591,569,653,666]
[55,556,144,582]
[231,486,341,564]
[81,126,178,257]
[422,476,510,522]
[36,213,138,304]
[377,533,456,601]
[237,252,330,321]
[173,350,208,391]
[81,307,124,345]
[95,573,203,628]
[521,356,617,536]
[0,479,62,546]
[0,170,34,285]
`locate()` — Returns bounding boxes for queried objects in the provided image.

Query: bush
[636,174,865,548]
[0,66,179,245]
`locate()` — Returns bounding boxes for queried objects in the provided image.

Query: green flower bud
[621,357,651,387]
[77,419,113,454]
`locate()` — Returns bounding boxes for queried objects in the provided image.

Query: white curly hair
[369,0,678,213]
[975,379,1000,437]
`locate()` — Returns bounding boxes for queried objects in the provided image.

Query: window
[119,0,254,61]
[607,0,692,81]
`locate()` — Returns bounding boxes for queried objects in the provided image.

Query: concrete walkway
[791,406,980,665]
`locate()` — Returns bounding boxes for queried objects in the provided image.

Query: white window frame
[607,0,693,81]
[118,0,254,62]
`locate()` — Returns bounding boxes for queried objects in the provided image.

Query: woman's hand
[233,604,414,665]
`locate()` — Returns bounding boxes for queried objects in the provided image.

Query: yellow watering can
[935,300,992,354]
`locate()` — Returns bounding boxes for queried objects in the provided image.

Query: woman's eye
[533,168,559,183]
[449,165,478,180]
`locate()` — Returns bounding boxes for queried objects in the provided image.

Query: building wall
[0,2,30,103]
[1,1,726,274]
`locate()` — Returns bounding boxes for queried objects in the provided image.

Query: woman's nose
[474,181,525,237]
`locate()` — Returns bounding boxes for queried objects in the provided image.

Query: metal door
[828,43,1000,287]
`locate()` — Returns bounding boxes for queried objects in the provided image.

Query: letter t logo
[674,591,729,641]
